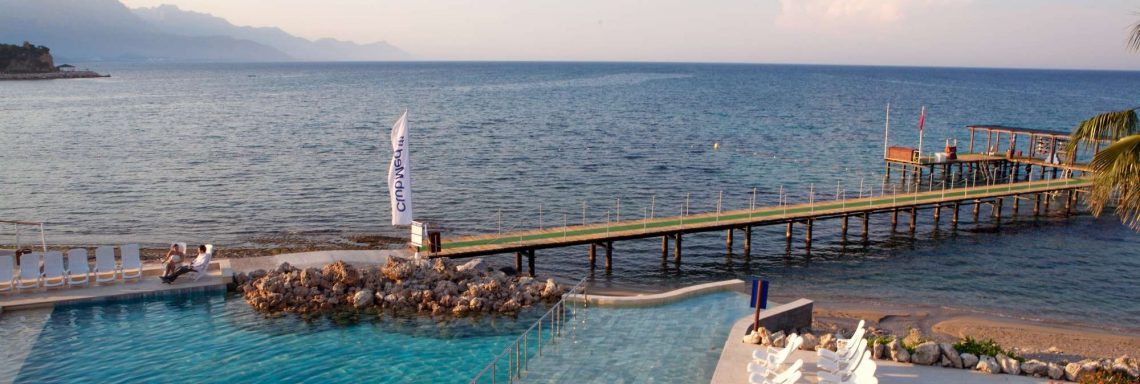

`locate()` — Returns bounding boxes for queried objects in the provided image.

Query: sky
[119,0,1140,70]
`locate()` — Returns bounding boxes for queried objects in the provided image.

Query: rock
[275,262,295,274]
[1021,359,1047,377]
[1046,362,1064,380]
[995,354,1020,375]
[960,353,979,370]
[940,355,952,367]
[889,339,910,363]
[873,341,886,360]
[754,327,771,346]
[819,333,839,351]
[456,258,483,273]
[1065,362,1097,382]
[800,333,818,351]
[939,343,963,368]
[1046,346,1063,354]
[353,289,374,308]
[770,331,787,348]
[977,355,1001,374]
[911,342,941,365]
[1113,362,1138,378]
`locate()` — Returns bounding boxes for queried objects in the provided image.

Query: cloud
[776,0,971,29]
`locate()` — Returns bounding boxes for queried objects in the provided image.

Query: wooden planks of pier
[426,178,1090,275]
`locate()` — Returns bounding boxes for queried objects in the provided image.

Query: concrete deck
[711,316,1048,384]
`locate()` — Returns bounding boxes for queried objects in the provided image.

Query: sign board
[410,221,427,247]
[750,278,769,309]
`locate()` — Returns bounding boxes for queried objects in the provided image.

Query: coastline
[590,285,1139,362]
[0,71,108,80]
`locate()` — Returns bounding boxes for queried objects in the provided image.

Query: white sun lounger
[820,326,866,360]
[818,338,869,373]
[749,359,803,384]
[42,251,66,288]
[16,252,44,290]
[93,246,118,284]
[835,319,866,350]
[66,248,91,287]
[819,351,877,384]
[0,255,15,292]
[751,333,802,372]
[120,244,142,281]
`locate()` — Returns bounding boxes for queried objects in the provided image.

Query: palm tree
[1063,23,1140,230]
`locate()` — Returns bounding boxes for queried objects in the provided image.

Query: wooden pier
[424,178,1089,274]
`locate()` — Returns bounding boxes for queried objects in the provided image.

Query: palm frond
[1066,109,1138,155]
[1086,134,1140,230]
[1130,19,1140,51]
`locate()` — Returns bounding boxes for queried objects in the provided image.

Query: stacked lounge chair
[817,320,879,384]
[747,333,805,384]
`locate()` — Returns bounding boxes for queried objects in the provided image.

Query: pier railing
[469,277,588,384]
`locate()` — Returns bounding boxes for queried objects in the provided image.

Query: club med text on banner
[388,110,413,225]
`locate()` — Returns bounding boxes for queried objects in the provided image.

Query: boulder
[353,289,374,308]
[940,355,952,367]
[873,341,886,360]
[911,342,941,365]
[1021,359,1047,377]
[1046,362,1064,380]
[960,353,979,370]
[456,258,483,273]
[889,339,910,363]
[1064,362,1097,382]
[770,331,787,348]
[995,354,1020,375]
[742,330,762,344]
[1112,362,1138,378]
[939,343,963,368]
[976,355,1001,374]
[800,333,818,351]
[819,333,836,351]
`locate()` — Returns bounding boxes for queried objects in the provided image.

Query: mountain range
[0,0,410,62]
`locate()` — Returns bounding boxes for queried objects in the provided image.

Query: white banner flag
[388,110,413,225]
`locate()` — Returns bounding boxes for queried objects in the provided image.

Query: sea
[2,62,1138,332]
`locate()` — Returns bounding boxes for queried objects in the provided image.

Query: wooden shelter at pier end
[883,125,1111,185]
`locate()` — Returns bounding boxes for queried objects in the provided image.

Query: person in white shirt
[161,244,212,283]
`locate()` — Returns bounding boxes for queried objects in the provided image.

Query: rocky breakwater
[234,258,567,318]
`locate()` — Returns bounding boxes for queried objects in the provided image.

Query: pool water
[12,292,548,383]
[9,290,750,383]
[522,291,750,383]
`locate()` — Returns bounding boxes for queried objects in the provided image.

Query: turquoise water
[13,292,550,383]
[11,290,748,383]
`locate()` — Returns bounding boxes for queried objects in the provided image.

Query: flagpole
[883,103,891,158]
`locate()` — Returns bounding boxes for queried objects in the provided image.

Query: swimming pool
[5,289,748,383]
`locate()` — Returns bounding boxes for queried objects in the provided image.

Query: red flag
[918,106,925,132]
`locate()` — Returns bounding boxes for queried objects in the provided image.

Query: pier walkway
[427,178,1089,274]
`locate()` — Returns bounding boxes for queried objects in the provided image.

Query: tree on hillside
[1063,21,1140,230]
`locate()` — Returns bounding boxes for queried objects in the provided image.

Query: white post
[810,183,815,213]
[616,198,621,222]
[717,190,723,223]
[884,102,891,158]
[39,223,47,253]
[539,203,543,230]
[650,194,656,219]
[582,201,586,226]
[780,185,786,217]
[498,208,502,235]
[564,213,568,237]
[918,105,925,161]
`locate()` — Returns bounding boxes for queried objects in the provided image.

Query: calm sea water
[2,62,1139,331]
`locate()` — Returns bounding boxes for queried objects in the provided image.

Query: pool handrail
[469,277,587,384]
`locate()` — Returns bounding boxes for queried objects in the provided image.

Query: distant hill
[0,42,55,73]
[132,5,410,61]
[0,0,409,62]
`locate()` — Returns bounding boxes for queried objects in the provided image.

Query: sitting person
[161,244,212,284]
[161,243,185,278]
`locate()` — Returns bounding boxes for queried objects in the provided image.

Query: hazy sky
[119,0,1140,70]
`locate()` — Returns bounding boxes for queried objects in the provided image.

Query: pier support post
[785,222,793,243]
[527,249,535,277]
[909,206,917,232]
[952,202,960,225]
[891,209,899,231]
[674,233,683,265]
[1013,194,1020,214]
[841,215,849,239]
[604,242,613,272]
[861,212,870,240]
[805,219,814,248]
[1064,190,1072,215]
[743,226,752,256]
[1033,193,1041,216]
[588,243,597,270]
[661,235,669,265]
[972,200,981,221]
[933,205,941,226]
[515,251,523,273]
[1044,192,1051,212]
[726,228,734,254]
[995,198,1003,225]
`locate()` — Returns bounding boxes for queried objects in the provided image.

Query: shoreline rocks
[235,258,567,318]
